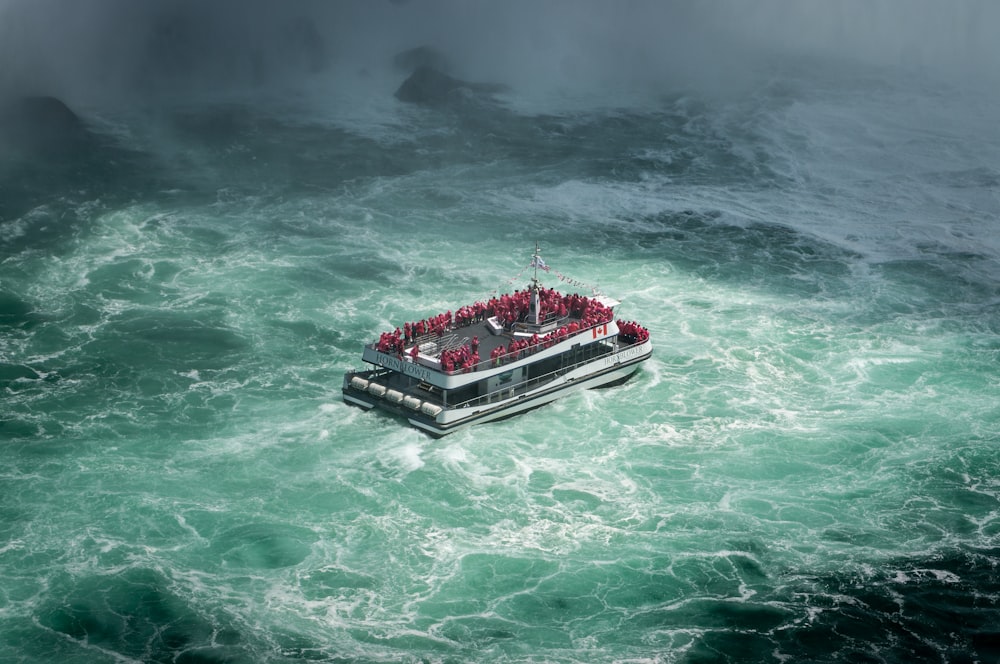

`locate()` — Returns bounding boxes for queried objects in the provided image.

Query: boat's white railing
[363,316,632,379]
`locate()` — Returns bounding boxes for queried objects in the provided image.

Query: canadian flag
[592,323,609,338]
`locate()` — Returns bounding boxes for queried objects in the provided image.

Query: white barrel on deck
[403,395,422,410]
[420,402,443,417]
[350,376,369,391]
[367,382,387,397]
[385,389,404,404]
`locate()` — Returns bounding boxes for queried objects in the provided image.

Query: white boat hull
[344,340,651,437]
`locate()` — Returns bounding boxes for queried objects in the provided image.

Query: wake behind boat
[342,247,652,437]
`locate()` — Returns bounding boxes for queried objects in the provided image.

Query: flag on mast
[530,255,550,272]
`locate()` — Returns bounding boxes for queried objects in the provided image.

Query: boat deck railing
[442,343,634,409]
[447,338,645,410]
[370,314,613,374]
[346,336,649,417]
[412,330,468,355]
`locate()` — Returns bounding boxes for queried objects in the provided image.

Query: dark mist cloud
[1,0,997,110]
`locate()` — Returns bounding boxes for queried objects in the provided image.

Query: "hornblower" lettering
[603,343,649,367]
[373,351,432,381]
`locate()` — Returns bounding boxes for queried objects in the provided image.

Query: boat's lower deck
[343,337,652,436]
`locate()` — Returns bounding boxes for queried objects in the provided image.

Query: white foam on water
[3,50,1000,663]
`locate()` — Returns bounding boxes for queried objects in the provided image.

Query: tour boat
[342,248,652,437]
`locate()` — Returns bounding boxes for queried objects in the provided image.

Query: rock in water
[394,66,506,106]
[0,96,88,154]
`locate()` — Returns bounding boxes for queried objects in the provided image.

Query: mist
[1,0,997,113]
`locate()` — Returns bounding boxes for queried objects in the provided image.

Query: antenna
[530,241,542,325]
[531,240,540,285]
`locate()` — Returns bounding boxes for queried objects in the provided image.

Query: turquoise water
[3,53,1000,663]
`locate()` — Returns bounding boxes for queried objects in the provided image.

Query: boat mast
[530,242,542,325]
[531,241,540,287]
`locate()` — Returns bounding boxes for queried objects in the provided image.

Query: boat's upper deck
[363,285,648,382]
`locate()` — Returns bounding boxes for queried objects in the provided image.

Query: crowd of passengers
[617,320,650,345]
[374,288,649,373]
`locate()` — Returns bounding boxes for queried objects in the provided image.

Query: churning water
[2,52,999,663]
